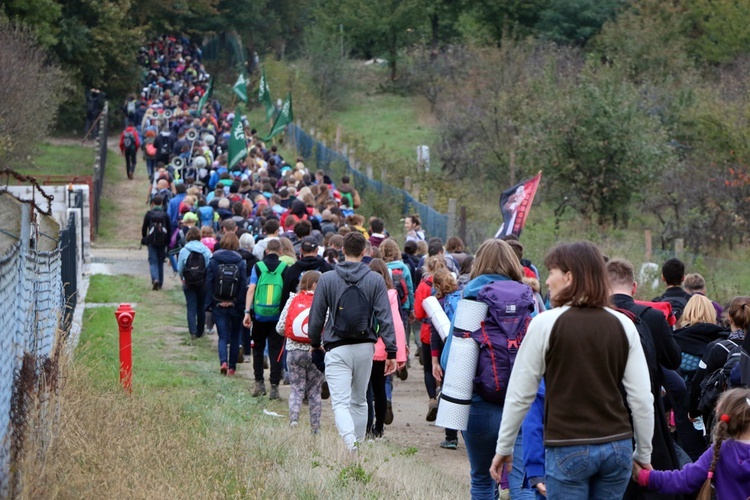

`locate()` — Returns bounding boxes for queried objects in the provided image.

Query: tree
[534,0,624,46]
[0,19,66,166]
[325,0,424,80]
[1,0,61,48]
[536,65,676,227]
[686,0,750,64]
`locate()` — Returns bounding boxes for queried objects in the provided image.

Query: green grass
[329,91,436,164]
[84,275,144,303]
[20,142,94,178]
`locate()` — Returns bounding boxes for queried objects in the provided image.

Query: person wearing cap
[280,236,333,308]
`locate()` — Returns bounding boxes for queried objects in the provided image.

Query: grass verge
[22,275,466,498]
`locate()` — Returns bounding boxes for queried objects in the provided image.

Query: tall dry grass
[20,356,465,499]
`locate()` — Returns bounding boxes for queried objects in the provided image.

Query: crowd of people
[132,35,750,499]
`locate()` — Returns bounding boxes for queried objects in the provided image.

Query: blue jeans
[462,398,503,500]
[147,245,166,285]
[213,306,242,369]
[545,438,632,499]
[183,285,205,336]
[385,375,393,401]
[510,430,536,499]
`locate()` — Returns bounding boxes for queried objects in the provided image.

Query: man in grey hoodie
[308,232,397,451]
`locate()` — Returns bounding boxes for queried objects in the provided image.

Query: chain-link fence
[0,190,69,497]
[287,123,449,241]
[93,102,108,236]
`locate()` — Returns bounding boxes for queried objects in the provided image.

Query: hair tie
[720,414,731,423]
[707,471,714,479]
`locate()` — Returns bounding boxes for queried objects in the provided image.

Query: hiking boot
[321,381,330,400]
[252,380,266,397]
[237,345,244,364]
[220,362,228,376]
[384,400,394,425]
[397,364,408,381]
[152,280,159,291]
[426,398,438,422]
[440,439,458,450]
[269,384,280,400]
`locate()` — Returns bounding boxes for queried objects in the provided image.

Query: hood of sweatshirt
[184,240,209,253]
[211,248,243,265]
[463,273,510,299]
[296,255,329,272]
[335,261,370,283]
[674,322,728,356]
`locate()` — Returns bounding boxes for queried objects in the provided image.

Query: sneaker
[426,398,438,422]
[321,381,330,400]
[384,401,394,425]
[220,362,228,376]
[418,348,424,366]
[269,384,280,400]
[228,369,236,376]
[252,380,266,397]
[397,364,408,381]
[290,420,299,428]
[371,426,384,439]
[237,346,244,364]
[440,439,458,450]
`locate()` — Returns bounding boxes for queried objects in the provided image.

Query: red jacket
[119,126,140,153]
[413,277,433,344]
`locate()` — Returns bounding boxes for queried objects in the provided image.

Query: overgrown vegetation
[20,275,467,497]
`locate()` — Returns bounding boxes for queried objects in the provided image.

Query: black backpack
[333,275,374,340]
[146,211,169,247]
[123,131,137,152]
[183,251,207,288]
[655,294,689,320]
[213,262,241,302]
[698,340,742,414]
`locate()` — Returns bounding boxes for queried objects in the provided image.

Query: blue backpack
[469,280,534,405]
[439,289,464,369]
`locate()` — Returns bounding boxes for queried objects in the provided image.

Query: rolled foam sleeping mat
[436,335,480,431]
[423,296,451,340]
[453,299,488,333]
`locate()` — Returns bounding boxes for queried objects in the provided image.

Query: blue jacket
[522,381,546,488]
[177,240,213,280]
[204,249,247,312]
[386,260,415,311]
[167,193,186,228]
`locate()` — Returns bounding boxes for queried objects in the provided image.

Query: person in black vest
[141,195,171,290]
[280,236,332,308]
[243,239,288,400]
[607,258,684,500]
[653,258,693,325]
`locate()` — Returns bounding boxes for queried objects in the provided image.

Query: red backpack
[284,292,314,343]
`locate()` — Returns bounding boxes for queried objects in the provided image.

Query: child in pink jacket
[368,259,407,438]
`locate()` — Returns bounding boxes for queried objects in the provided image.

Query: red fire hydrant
[115,303,135,393]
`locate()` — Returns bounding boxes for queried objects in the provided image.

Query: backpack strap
[629,303,653,320]
[257,261,268,274]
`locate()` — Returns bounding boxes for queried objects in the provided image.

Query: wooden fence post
[335,124,342,151]
[404,176,412,192]
[459,206,467,245]
[644,230,652,262]
[674,238,684,258]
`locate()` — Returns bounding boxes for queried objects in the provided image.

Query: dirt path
[87,144,471,490]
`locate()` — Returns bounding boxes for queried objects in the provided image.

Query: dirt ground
[87,146,472,490]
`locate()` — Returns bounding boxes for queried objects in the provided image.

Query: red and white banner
[494,172,542,238]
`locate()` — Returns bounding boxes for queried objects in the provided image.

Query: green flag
[197,78,213,114]
[258,69,274,122]
[228,110,247,169]
[233,72,248,102]
[264,92,293,141]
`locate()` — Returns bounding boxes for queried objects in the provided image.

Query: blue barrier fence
[287,123,448,241]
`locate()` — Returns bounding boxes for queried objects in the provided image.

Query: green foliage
[536,63,675,227]
[686,0,750,64]
[534,0,624,45]
[467,0,549,42]
[1,0,61,47]
[303,26,352,111]
[591,0,694,82]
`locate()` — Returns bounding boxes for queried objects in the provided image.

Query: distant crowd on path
[133,35,750,500]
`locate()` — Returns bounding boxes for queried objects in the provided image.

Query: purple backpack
[470,280,534,405]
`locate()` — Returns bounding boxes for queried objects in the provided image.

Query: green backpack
[253,261,287,321]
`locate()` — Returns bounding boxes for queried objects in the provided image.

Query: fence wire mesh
[0,209,67,497]
[288,124,449,241]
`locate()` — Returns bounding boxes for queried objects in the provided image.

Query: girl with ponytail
[633,388,750,498]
